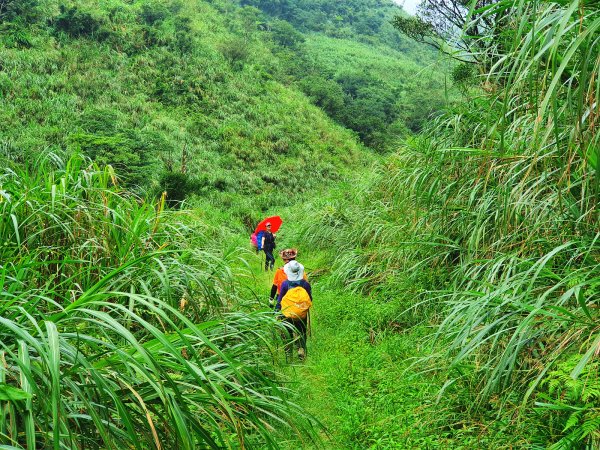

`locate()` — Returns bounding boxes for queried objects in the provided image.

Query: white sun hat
[284,260,304,282]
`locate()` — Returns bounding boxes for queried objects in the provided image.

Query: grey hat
[284,260,304,282]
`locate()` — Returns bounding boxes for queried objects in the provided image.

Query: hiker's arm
[276,283,288,311]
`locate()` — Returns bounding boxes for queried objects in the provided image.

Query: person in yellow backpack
[276,260,312,360]
[269,248,307,307]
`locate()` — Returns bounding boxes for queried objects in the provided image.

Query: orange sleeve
[273,269,286,293]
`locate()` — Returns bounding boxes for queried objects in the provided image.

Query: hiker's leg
[295,319,307,352]
[283,318,295,359]
[265,250,274,271]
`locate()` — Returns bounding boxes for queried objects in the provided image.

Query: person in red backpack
[276,260,312,360]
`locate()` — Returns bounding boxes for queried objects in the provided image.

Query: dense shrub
[68,132,157,188]
[0,0,41,24]
[299,75,345,120]
[0,22,32,47]
[54,5,103,38]
[269,19,305,49]
[157,171,196,207]
[219,37,250,68]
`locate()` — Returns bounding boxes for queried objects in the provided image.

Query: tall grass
[300,0,600,445]
[0,153,315,448]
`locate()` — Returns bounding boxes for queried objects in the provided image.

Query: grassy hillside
[236,0,448,150]
[239,0,414,50]
[302,35,444,136]
[0,0,369,213]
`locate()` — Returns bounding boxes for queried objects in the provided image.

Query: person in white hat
[269,248,308,307]
[276,260,312,360]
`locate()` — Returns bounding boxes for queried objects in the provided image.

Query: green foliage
[0,153,317,448]
[235,0,447,150]
[534,356,600,449]
[54,5,103,38]
[0,0,42,24]
[218,36,250,68]
[140,1,174,25]
[294,0,600,445]
[239,0,414,50]
[393,0,502,63]
[0,21,33,48]
[290,35,447,148]
[392,15,436,48]
[299,75,345,120]
[269,19,305,49]
[158,171,195,207]
[68,132,157,189]
[0,0,368,211]
[451,62,475,84]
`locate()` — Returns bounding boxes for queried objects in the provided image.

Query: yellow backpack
[281,286,312,319]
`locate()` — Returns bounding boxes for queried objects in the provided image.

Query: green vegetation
[0,153,318,448]
[231,0,448,150]
[0,0,368,212]
[289,0,600,447]
[0,0,444,446]
[6,0,600,447]
[239,0,412,49]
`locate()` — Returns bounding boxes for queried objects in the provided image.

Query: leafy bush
[299,75,345,120]
[68,132,157,189]
[219,37,250,68]
[269,19,305,49]
[0,0,41,24]
[139,2,170,25]
[157,171,196,207]
[0,22,33,47]
[54,5,103,38]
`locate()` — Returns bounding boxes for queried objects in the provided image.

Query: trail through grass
[241,250,517,449]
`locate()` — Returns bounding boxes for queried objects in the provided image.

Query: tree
[299,75,345,119]
[392,0,502,62]
[0,0,41,23]
[269,19,305,49]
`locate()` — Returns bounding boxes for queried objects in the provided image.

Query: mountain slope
[0,0,368,211]
[236,0,448,149]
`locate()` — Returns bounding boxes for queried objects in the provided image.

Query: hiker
[276,260,312,360]
[269,248,306,307]
[261,222,276,271]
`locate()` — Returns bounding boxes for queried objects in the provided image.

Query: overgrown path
[248,253,485,449]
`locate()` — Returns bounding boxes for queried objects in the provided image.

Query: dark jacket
[263,231,276,252]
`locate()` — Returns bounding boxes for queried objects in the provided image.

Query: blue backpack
[256,231,265,251]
